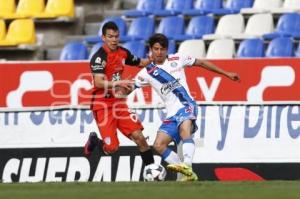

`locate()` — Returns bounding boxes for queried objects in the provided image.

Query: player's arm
[193,59,240,81]
[123,47,153,68]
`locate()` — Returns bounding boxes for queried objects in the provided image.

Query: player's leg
[116,102,154,165]
[179,119,195,167]
[153,131,181,164]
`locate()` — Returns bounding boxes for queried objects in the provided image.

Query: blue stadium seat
[173,16,215,41]
[237,38,265,58]
[152,0,193,17]
[123,0,164,17]
[182,0,222,16]
[60,42,88,60]
[157,16,184,39]
[121,17,155,42]
[263,13,300,40]
[89,42,103,59]
[123,40,146,58]
[266,37,294,57]
[85,16,127,44]
[213,0,254,15]
[295,43,300,57]
[168,40,176,54]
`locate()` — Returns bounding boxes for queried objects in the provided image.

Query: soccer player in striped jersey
[134,33,240,181]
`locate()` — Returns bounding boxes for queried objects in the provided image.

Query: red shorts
[93,102,143,153]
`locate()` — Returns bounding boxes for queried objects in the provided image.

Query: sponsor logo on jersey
[170,62,178,67]
[168,57,179,61]
[95,57,102,64]
[160,79,181,95]
[91,64,104,71]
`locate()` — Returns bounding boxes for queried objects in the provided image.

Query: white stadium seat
[232,13,274,39]
[272,0,300,14]
[206,39,235,59]
[203,14,245,40]
[177,39,206,58]
[241,0,283,14]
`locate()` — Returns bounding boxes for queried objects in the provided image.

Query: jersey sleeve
[89,49,107,74]
[180,54,196,67]
[123,47,141,66]
[134,69,149,88]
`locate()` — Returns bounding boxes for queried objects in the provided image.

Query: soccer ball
[143,163,166,181]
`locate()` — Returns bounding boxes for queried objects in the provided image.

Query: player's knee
[103,144,119,154]
[153,141,165,154]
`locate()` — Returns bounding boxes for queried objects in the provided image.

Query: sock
[182,138,195,166]
[162,148,181,164]
[140,149,154,165]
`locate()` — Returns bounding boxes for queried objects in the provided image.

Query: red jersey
[89,44,141,110]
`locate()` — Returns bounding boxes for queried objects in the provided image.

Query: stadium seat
[168,40,176,54]
[152,0,193,17]
[0,19,36,46]
[0,20,5,40]
[272,0,300,13]
[121,17,155,42]
[295,43,300,57]
[123,40,146,58]
[85,16,127,44]
[89,42,103,59]
[173,16,215,41]
[241,0,283,14]
[157,16,184,39]
[206,39,235,59]
[4,0,45,19]
[208,0,254,15]
[123,0,164,17]
[0,0,16,19]
[266,37,294,57]
[237,38,265,58]
[60,42,88,60]
[263,13,300,40]
[203,14,244,40]
[35,0,74,19]
[178,39,206,58]
[233,13,274,39]
[182,0,222,16]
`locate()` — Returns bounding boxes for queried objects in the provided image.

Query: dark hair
[102,21,119,35]
[148,33,168,48]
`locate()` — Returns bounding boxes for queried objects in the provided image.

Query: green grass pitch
[1,181,300,199]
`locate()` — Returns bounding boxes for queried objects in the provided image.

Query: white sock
[182,138,195,166]
[162,148,181,164]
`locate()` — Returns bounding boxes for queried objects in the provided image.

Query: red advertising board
[0,59,299,107]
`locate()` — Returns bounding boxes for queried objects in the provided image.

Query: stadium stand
[34,0,75,19]
[123,0,164,17]
[272,0,300,13]
[236,38,265,58]
[157,16,184,39]
[0,19,36,46]
[182,0,223,16]
[123,40,146,58]
[0,0,16,19]
[168,39,176,54]
[206,39,235,59]
[173,16,215,41]
[4,0,45,19]
[265,37,294,57]
[203,14,245,40]
[152,0,193,17]
[178,39,206,58]
[0,20,5,40]
[241,0,283,14]
[263,13,300,40]
[60,41,88,60]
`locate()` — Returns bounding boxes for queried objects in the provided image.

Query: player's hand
[226,72,240,82]
[114,80,134,90]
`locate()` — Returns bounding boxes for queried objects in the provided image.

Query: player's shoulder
[90,47,106,64]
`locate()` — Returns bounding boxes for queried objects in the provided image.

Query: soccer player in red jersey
[84,21,154,166]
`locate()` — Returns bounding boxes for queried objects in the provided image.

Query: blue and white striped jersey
[134,53,196,117]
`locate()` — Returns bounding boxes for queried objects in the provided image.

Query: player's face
[102,29,120,51]
[150,43,168,64]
